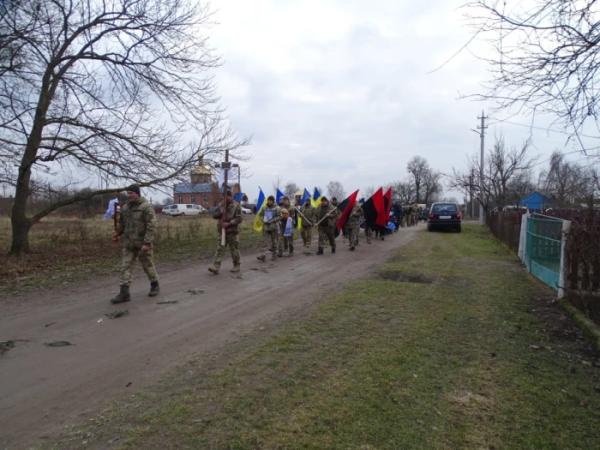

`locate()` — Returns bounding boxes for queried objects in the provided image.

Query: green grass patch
[50,225,600,449]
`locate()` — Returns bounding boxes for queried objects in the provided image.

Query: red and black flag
[363,187,386,230]
[336,189,359,232]
[383,187,392,223]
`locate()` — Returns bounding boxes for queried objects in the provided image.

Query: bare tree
[452,136,534,210]
[468,0,600,147]
[407,156,430,203]
[422,171,442,205]
[0,0,246,255]
[326,180,345,200]
[391,181,415,204]
[484,137,534,208]
[284,182,299,198]
[539,152,592,206]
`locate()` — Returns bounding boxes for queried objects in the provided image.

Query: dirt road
[0,227,419,449]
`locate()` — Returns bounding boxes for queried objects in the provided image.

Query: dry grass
[0,214,261,294]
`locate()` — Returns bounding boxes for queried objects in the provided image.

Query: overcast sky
[204,0,597,202]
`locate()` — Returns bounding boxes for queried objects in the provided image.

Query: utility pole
[469,169,474,219]
[477,111,487,225]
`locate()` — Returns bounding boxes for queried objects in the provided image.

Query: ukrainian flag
[310,187,322,208]
[253,188,266,232]
[276,188,284,204]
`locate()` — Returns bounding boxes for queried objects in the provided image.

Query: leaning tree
[0,0,245,255]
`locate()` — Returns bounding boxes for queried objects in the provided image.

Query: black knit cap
[127,184,141,196]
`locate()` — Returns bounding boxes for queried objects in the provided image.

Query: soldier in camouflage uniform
[208,190,243,274]
[299,198,315,251]
[315,196,337,255]
[346,202,363,251]
[257,195,281,261]
[111,185,159,304]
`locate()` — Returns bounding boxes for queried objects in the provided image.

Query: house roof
[173,182,213,194]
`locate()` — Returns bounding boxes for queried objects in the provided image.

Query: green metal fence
[525,215,563,290]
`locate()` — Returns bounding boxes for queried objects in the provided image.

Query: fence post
[558,219,571,300]
[518,213,529,264]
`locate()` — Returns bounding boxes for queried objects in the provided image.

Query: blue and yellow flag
[253,187,266,232]
[310,187,322,208]
[276,188,284,204]
[301,188,310,205]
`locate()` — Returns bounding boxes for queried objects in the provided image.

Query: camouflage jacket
[315,204,337,229]
[299,204,316,228]
[346,204,363,227]
[259,204,281,232]
[213,200,242,235]
[117,197,156,248]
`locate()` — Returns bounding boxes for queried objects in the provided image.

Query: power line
[487,117,600,140]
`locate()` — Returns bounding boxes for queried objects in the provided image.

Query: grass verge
[49,225,600,449]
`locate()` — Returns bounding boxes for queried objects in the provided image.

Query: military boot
[208,266,219,275]
[230,264,241,273]
[331,246,336,254]
[148,281,160,297]
[317,247,324,255]
[111,285,131,304]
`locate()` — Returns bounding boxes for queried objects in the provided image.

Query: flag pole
[221,149,231,246]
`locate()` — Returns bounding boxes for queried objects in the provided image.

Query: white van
[162,204,205,216]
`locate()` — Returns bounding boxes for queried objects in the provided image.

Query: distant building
[518,191,553,211]
[172,160,240,208]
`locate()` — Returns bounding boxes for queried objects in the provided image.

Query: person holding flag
[292,191,303,229]
[335,190,361,251]
[257,195,281,261]
[208,190,243,275]
[315,196,337,255]
[299,197,315,252]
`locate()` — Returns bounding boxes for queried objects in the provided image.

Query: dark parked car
[427,202,462,232]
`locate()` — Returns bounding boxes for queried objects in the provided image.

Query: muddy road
[0,227,419,448]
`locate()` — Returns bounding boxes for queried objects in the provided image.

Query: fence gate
[521,214,568,295]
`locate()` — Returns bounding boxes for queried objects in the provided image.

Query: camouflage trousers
[301,227,312,248]
[278,235,294,256]
[365,226,372,243]
[318,227,336,249]
[212,233,240,269]
[119,246,159,286]
[261,229,279,258]
[348,224,360,247]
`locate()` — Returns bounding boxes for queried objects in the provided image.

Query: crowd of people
[109,186,425,304]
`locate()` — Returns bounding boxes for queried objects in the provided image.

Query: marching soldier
[208,190,242,274]
[315,196,337,255]
[299,197,315,251]
[111,185,159,304]
[346,202,363,251]
[257,195,281,261]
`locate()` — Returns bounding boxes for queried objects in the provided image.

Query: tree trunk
[9,214,31,255]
